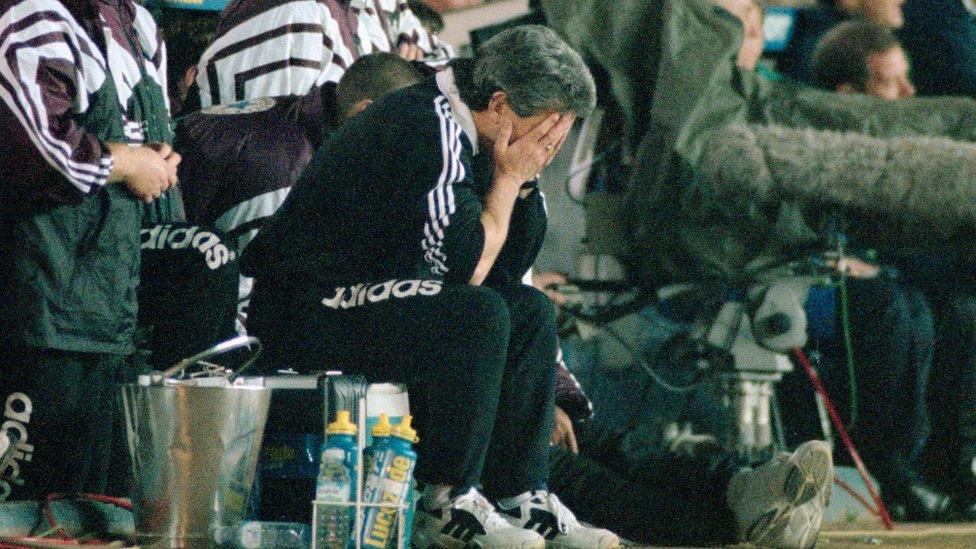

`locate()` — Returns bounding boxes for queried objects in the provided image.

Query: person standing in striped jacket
[0,0,179,500]
[195,0,453,107]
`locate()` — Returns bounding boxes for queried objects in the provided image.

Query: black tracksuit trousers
[780,275,932,490]
[250,279,557,499]
[825,277,933,486]
[923,294,976,487]
[0,347,131,501]
[547,422,740,546]
[876,254,976,490]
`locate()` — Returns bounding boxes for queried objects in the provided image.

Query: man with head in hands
[242,25,621,548]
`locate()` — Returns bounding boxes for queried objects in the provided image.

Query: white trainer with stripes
[412,488,545,549]
[497,491,620,548]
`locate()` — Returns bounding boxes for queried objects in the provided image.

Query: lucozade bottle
[360,416,418,548]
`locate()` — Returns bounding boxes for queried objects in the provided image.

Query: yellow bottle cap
[327,410,357,435]
[392,415,419,443]
[371,413,392,437]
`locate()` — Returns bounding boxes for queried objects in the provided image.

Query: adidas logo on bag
[0,392,33,502]
[322,279,442,309]
[140,224,235,270]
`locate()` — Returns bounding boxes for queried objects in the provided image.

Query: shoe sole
[546,534,620,548]
[445,537,544,549]
[746,441,833,549]
[413,533,545,549]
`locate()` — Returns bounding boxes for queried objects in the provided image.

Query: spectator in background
[810,20,976,520]
[779,0,905,83]
[810,20,915,99]
[899,0,976,97]
[195,0,452,107]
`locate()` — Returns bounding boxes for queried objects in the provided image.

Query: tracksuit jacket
[241,60,546,289]
[196,0,452,107]
[0,0,172,352]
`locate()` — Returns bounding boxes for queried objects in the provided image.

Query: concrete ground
[820,523,976,548]
[817,468,976,548]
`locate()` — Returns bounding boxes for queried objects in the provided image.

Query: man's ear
[179,67,198,101]
[349,98,373,118]
[836,83,857,95]
[487,91,509,117]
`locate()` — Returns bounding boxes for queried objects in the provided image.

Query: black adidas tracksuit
[243,62,554,498]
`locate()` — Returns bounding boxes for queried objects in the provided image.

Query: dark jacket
[900,0,976,97]
[241,67,546,289]
[175,85,337,252]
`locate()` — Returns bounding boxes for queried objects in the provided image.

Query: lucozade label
[363,455,413,548]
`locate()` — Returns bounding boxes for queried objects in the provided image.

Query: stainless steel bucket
[121,337,271,547]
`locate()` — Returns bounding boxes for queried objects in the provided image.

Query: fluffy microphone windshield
[701,124,976,243]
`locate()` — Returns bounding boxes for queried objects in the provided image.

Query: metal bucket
[121,336,271,547]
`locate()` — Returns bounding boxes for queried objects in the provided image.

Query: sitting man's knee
[459,285,513,341]
[505,284,558,329]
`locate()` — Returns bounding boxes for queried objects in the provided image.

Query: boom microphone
[700,123,976,246]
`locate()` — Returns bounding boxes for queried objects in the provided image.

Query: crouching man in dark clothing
[243,25,621,548]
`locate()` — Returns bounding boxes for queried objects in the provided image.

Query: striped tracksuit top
[0,0,168,205]
[196,0,452,107]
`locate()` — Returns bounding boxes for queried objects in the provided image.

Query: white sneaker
[498,491,620,548]
[412,488,545,548]
[727,440,833,549]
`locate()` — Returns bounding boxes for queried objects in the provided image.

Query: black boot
[935,454,976,521]
[881,470,952,522]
